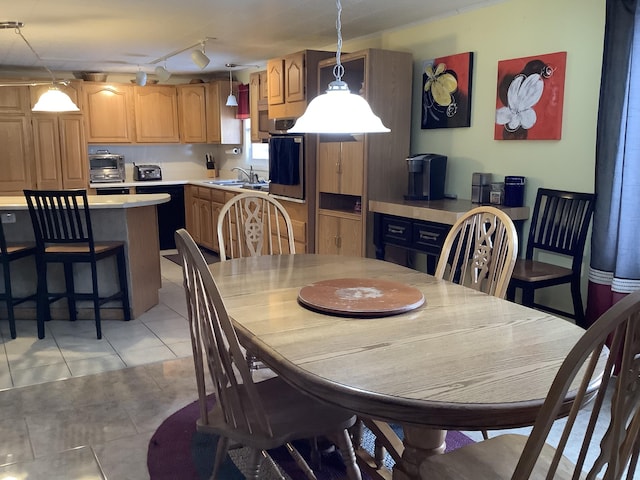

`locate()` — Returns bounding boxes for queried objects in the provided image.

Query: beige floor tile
[166,340,193,358]
[144,319,190,345]
[66,354,127,376]
[26,401,137,457]
[117,345,177,367]
[0,445,105,480]
[0,417,33,466]
[10,362,71,388]
[121,393,195,434]
[93,430,154,480]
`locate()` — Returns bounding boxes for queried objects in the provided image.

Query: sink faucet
[232,166,259,183]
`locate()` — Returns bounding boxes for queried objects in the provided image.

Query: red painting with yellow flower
[422,51,474,129]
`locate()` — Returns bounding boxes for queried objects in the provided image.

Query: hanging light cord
[14,25,58,83]
[333,0,344,83]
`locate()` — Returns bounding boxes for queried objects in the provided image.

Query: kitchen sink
[241,183,269,192]
[204,179,244,185]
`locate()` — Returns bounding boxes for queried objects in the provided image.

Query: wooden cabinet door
[206,81,242,145]
[185,186,200,243]
[249,72,260,143]
[338,216,363,257]
[317,214,362,257]
[0,86,29,114]
[84,83,134,143]
[206,82,222,144]
[318,141,365,196]
[267,58,285,106]
[134,86,179,143]
[178,84,207,143]
[58,115,88,189]
[0,115,33,194]
[197,198,215,250]
[258,71,269,102]
[285,52,305,103]
[32,116,62,189]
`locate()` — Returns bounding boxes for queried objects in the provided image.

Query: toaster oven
[89,151,125,183]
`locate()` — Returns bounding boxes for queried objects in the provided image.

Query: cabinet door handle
[335,236,341,248]
[419,231,439,242]
[387,226,405,235]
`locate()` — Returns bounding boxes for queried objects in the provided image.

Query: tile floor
[0,253,633,479]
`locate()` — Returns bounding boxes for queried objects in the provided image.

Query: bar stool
[0,220,37,339]
[24,189,131,339]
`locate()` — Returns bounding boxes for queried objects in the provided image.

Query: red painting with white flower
[422,52,474,129]
[494,51,567,140]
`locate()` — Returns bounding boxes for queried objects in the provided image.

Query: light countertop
[0,193,170,210]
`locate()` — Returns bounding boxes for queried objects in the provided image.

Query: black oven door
[268,135,304,200]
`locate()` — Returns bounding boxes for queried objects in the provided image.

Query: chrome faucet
[232,166,259,183]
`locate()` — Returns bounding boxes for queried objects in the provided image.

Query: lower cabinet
[317,212,362,257]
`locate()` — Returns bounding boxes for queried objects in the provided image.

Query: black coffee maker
[404,154,447,201]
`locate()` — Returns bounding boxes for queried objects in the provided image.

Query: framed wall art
[494,51,567,140]
[421,51,474,129]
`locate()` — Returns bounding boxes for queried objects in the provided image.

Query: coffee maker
[404,154,447,201]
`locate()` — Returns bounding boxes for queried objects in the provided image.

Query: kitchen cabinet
[84,82,135,143]
[134,85,180,143]
[205,81,242,145]
[249,71,269,143]
[185,185,236,253]
[315,49,413,258]
[0,115,34,194]
[177,84,207,143]
[32,114,88,189]
[267,50,333,120]
[0,85,30,114]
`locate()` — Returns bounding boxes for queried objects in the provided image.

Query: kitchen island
[0,194,170,320]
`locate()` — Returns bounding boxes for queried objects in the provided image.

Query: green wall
[341,0,605,314]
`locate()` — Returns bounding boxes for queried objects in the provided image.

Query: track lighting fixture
[289,0,389,134]
[150,37,214,77]
[191,41,210,69]
[135,67,147,86]
[0,21,79,112]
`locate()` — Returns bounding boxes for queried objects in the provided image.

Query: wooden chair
[24,189,131,339]
[217,192,295,261]
[435,205,518,299]
[174,228,362,480]
[507,188,596,327]
[419,287,640,480]
[0,220,37,339]
[359,206,519,472]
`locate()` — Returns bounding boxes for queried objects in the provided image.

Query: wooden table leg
[392,426,446,480]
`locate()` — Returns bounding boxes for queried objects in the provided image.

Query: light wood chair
[358,207,519,473]
[217,192,295,261]
[506,188,596,328]
[24,189,131,339]
[0,220,37,339]
[174,228,362,480]
[419,287,640,480]
[434,205,518,299]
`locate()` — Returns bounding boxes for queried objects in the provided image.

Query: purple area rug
[147,395,475,480]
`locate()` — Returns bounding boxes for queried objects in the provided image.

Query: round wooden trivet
[298,277,425,317]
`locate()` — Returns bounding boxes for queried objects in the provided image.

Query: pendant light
[225,68,238,107]
[289,0,388,134]
[1,21,79,112]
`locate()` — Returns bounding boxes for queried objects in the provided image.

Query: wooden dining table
[209,254,595,480]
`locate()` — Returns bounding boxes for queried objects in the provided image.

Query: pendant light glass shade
[289,81,389,134]
[32,87,80,112]
[225,69,237,106]
[289,0,389,134]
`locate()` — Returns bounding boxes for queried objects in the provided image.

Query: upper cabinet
[84,82,135,143]
[205,80,242,145]
[0,86,30,114]
[267,50,334,119]
[177,84,207,143]
[249,71,269,143]
[134,85,180,143]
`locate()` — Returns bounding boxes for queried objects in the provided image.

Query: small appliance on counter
[89,150,125,183]
[133,163,162,181]
[471,172,492,204]
[404,153,447,201]
[504,176,526,206]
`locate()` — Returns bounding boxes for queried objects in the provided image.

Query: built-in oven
[268,133,304,200]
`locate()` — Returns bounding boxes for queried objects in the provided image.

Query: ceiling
[0,0,504,79]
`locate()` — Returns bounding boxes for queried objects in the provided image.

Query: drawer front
[412,221,450,254]
[382,216,412,246]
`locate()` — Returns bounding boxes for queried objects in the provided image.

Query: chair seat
[197,376,356,451]
[511,259,573,283]
[419,434,577,479]
[6,243,36,256]
[44,242,124,255]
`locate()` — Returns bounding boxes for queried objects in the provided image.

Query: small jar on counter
[490,182,504,205]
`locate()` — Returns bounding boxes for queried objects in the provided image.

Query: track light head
[191,42,210,69]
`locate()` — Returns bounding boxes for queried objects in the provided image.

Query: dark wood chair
[0,220,37,339]
[24,189,131,339]
[507,188,596,327]
[419,287,640,480]
[174,228,361,480]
